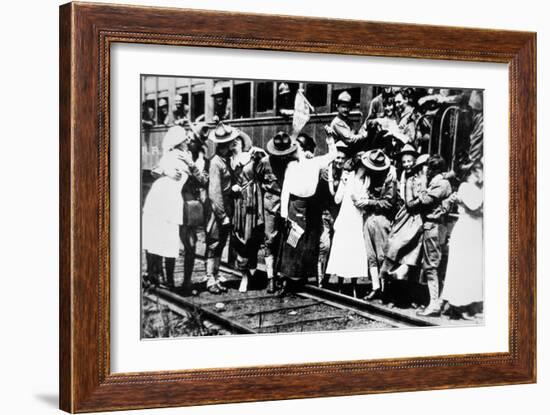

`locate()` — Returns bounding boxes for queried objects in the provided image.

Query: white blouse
[280,144,336,218]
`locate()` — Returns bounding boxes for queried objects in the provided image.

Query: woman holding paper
[278,129,336,294]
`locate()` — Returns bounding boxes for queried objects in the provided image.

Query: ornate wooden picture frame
[59,2,536,412]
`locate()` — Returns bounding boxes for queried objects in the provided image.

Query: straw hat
[361,149,391,171]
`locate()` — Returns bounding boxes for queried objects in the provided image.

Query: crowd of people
[142,85,484,321]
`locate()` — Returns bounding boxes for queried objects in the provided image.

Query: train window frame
[254,81,276,117]
[305,82,330,113]
[232,81,252,120]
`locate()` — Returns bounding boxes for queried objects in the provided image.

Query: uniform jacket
[208,154,234,222]
[408,173,452,222]
[255,155,287,196]
[353,173,398,219]
[330,115,369,150]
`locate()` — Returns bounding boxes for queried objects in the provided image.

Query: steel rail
[150,286,257,335]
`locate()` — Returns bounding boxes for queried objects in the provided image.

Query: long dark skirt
[385,204,423,267]
[279,194,323,282]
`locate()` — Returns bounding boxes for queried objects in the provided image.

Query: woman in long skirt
[325,163,370,296]
[441,160,484,319]
[230,131,266,292]
[142,126,191,287]
[278,132,336,293]
[382,147,426,281]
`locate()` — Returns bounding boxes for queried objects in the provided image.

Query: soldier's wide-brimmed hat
[158,98,168,107]
[337,91,352,104]
[361,149,391,171]
[278,83,291,95]
[208,123,240,144]
[266,131,298,156]
[335,140,350,153]
[162,126,188,152]
[414,153,430,168]
[211,84,224,96]
[398,144,419,158]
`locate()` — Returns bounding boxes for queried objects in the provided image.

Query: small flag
[291,90,313,138]
[286,220,305,248]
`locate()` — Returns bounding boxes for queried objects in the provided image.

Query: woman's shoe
[207,284,222,294]
[461,312,475,321]
[365,289,382,301]
[417,305,441,317]
[216,282,228,293]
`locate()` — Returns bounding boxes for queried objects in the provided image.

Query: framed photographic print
[59,2,536,412]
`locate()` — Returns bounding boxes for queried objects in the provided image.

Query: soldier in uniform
[329,90,370,154]
[178,123,210,295]
[212,83,231,123]
[277,82,295,118]
[204,123,241,294]
[255,132,298,293]
[409,155,452,316]
[352,149,398,301]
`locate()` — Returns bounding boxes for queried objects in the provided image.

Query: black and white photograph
[140,75,485,339]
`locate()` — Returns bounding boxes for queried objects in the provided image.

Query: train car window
[141,99,156,128]
[276,82,299,116]
[331,86,361,111]
[157,97,170,125]
[234,83,251,119]
[256,82,274,113]
[191,91,205,121]
[172,93,189,120]
[305,83,328,109]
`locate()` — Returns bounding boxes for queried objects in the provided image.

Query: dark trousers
[145,251,174,286]
[421,222,446,305]
[263,192,282,258]
[232,225,264,272]
[205,214,231,259]
[179,225,199,286]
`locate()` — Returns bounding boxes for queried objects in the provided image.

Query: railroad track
[146,274,434,336]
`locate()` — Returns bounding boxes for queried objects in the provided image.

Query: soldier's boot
[417,269,441,317]
[212,257,227,293]
[181,253,195,295]
[164,257,175,289]
[317,259,325,287]
[265,255,276,294]
[365,267,382,301]
[206,258,221,294]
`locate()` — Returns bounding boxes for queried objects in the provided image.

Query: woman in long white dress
[142,126,191,287]
[441,161,484,319]
[325,163,370,292]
